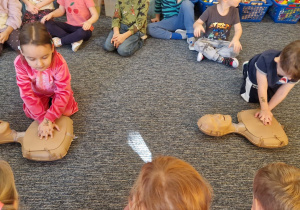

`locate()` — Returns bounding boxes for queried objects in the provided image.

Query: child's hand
[111,34,126,48]
[27,3,39,14]
[0,31,9,44]
[41,13,53,24]
[194,25,205,37]
[151,17,160,23]
[82,21,92,31]
[255,109,273,125]
[38,118,60,140]
[229,40,242,54]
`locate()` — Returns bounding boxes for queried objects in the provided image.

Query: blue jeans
[147,0,195,39]
[103,24,144,57]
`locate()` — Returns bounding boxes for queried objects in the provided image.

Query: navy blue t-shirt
[247,50,298,88]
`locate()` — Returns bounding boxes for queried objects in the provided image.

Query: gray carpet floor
[0,10,300,210]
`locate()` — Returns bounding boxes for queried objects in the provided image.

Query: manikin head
[198,114,234,136]
[252,162,300,210]
[127,156,212,210]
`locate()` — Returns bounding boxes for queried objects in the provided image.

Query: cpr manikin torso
[198,109,288,148]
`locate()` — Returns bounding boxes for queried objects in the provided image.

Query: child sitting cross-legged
[41,0,99,52]
[124,156,212,210]
[193,0,242,68]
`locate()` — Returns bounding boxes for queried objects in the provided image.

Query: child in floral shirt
[103,0,149,57]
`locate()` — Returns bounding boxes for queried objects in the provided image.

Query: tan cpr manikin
[0,116,74,161]
[197,109,288,148]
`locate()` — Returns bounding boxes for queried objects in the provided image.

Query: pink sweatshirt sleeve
[6,0,22,30]
[44,58,73,122]
[15,56,47,123]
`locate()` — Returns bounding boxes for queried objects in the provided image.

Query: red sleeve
[14,56,47,123]
[44,55,72,122]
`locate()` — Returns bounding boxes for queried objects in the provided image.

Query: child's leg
[23,96,50,122]
[22,11,37,26]
[5,30,20,52]
[175,0,195,37]
[194,38,220,61]
[44,20,75,40]
[214,40,239,58]
[60,28,92,45]
[117,24,144,56]
[147,16,181,39]
[37,9,54,22]
[240,63,259,103]
[103,30,116,52]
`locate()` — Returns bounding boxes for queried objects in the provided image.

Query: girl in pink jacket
[14,22,78,140]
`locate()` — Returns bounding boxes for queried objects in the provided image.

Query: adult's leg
[103,30,116,52]
[147,16,180,39]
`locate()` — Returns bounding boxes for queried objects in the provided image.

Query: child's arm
[82,6,99,31]
[268,83,295,111]
[41,4,66,23]
[255,70,273,125]
[22,0,39,14]
[229,23,242,54]
[152,0,162,22]
[193,18,205,37]
[35,0,55,10]
[0,26,13,44]
[151,13,161,23]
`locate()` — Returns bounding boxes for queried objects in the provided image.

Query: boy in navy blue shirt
[240,40,300,125]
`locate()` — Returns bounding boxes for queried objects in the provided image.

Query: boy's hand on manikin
[0,31,9,44]
[255,109,273,125]
[229,39,242,54]
[194,25,205,37]
[27,3,39,14]
[38,118,60,140]
[151,17,160,23]
[82,21,92,31]
[41,13,53,24]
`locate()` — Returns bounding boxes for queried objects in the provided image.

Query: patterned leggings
[0,29,20,55]
[22,9,54,26]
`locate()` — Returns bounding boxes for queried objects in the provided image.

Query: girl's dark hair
[19,22,52,48]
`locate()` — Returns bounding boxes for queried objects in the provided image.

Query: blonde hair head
[0,160,18,210]
[253,162,300,210]
[128,156,212,210]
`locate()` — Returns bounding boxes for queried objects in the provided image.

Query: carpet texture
[0,12,299,210]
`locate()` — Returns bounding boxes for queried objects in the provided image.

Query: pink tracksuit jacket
[14,51,78,123]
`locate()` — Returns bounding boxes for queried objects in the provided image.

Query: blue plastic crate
[199,0,218,14]
[239,0,273,22]
[268,0,300,23]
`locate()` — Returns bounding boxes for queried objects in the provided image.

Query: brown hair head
[280,40,300,80]
[253,162,300,210]
[19,22,52,50]
[128,156,212,210]
[0,160,18,210]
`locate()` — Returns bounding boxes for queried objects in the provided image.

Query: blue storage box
[268,0,300,23]
[239,0,273,22]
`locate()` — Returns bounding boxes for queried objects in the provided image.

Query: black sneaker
[222,57,239,68]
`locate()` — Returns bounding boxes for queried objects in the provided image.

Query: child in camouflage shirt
[103,0,149,56]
